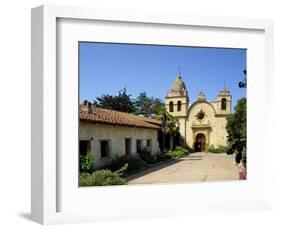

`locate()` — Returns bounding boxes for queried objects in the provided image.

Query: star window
[196,110,205,121]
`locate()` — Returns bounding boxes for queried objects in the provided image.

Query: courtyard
[126,152,239,184]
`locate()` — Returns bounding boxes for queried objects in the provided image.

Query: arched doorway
[195,133,206,152]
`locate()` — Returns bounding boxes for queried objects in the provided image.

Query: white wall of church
[210,116,228,147]
[185,101,229,149]
[80,122,160,168]
[165,96,188,117]
[177,117,186,143]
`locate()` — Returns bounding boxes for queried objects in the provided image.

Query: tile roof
[80,102,161,130]
[138,117,162,125]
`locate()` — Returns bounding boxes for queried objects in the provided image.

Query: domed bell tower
[165,73,189,117]
[165,72,189,146]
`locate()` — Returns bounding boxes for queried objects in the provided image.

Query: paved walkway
[127,152,238,184]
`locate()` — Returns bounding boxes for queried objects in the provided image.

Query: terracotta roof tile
[80,105,161,130]
[138,117,162,125]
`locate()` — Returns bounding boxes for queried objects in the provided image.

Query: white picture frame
[31,5,274,225]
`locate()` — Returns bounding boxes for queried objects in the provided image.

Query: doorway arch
[195,133,206,152]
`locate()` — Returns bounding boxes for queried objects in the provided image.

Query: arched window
[177,101,182,111]
[221,98,227,110]
[169,101,174,112]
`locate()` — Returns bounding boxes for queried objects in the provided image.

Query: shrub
[109,155,145,173]
[206,145,228,153]
[242,147,247,166]
[109,155,127,171]
[185,144,195,153]
[165,146,189,158]
[226,142,235,155]
[175,146,189,154]
[155,153,172,162]
[80,164,128,186]
[139,150,157,164]
[79,152,94,173]
[126,155,146,171]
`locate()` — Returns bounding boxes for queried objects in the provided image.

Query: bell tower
[216,85,232,115]
[165,73,189,117]
[165,72,189,146]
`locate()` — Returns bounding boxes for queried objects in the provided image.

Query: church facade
[165,74,231,152]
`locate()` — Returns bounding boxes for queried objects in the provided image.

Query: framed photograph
[31,5,274,225]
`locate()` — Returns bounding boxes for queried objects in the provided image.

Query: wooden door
[125,138,131,155]
[195,134,206,152]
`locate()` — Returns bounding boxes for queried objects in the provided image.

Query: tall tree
[156,105,179,151]
[93,88,135,113]
[134,92,164,117]
[157,105,168,152]
[226,98,247,162]
[166,113,180,151]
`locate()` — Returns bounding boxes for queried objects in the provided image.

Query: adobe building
[165,73,231,152]
[79,101,161,168]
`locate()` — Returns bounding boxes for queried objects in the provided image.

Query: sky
[79,42,246,111]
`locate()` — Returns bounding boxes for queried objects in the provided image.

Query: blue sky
[79,42,246,111]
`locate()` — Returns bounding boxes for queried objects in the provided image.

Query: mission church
[165,73,231,152]
[79,72,232,169]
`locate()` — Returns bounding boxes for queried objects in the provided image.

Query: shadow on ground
[125,154,202,182]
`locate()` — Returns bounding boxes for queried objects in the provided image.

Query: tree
[134,92,164,117]
[157,105,168,152]
[93,88,135,113]
[156,105,179,151]
[166,113,180,151]
[239,69,247,88]
[226,98,247,163]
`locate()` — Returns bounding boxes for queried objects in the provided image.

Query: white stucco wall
[165,96,188,117]
[211,116,228,147]
[80,122,160,168]
[177,117,186,143]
